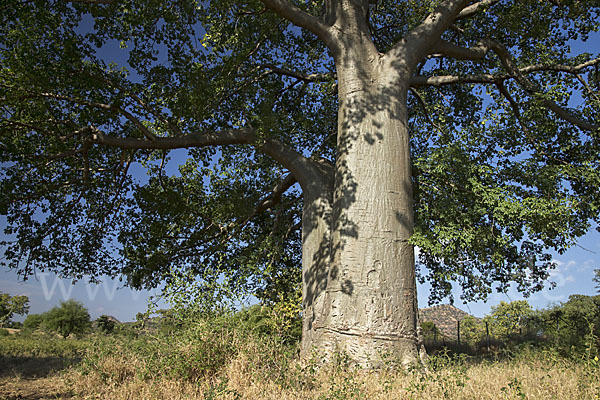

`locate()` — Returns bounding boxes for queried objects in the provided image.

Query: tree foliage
[537,294,600,348]
[96,314,116,334]
[484,300,533,339]
[23,313,45,332]
[0,0,599,305]
[0,292,29,327]
[459,315,486,346]
[43,299,91,338]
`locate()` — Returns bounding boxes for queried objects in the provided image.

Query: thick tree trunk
[301,44,420,366]
[300,162,334,358]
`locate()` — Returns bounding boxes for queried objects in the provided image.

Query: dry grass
[1,327,598,400]
[66,347,599,400]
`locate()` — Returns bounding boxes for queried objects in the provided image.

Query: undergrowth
[1,309,599,399]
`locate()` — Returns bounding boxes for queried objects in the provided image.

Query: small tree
[594,270,600,293]
[420,321,440,343]
[559,294,600,346]
[96,315,116,334]
[44,300,91,338]
[460,315,485,346]
[0,292,29,328]
[485,300,533,341]
[23,313,45,332]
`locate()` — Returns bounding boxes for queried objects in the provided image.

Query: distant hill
[419,305,479,340]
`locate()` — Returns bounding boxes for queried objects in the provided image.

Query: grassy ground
[1,324,598,399]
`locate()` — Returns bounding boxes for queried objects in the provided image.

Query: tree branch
[408,88,445,135]
[494,80,529,132]
[575,74,600,104]
[482,40,597,131]
[410,55,600,86]
[254,173,297,215]
[456,0,501,19]
[429,39,489,60]
[81,71,184,136]
[37,92,157,140]
[89,126,324,193]
[394,0,470,67]
[259,0,333,44]
[412,43,600,131]
[261,64,335,82]
[63,0,113,4]
[167,174,300,262]
[224,173,298,243]
[410,73,497,86]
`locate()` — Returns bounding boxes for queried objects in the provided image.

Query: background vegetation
[1,289,599,399]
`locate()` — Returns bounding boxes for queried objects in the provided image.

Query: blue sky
[1,11,599,322]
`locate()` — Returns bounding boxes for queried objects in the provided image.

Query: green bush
[0,328,9,337]
[96,315,116,334]
[484,300,533,341]
[80,310,299,384]
[0,333,89,357]
[234,304,301,343]
[23,313,45,331]
[44,299,91,338]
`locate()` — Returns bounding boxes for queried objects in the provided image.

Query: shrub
[484,300,533,341]
[96,315,116,334]
[23,313,45,332]
[44,299,91,338]
[80,311,297,384]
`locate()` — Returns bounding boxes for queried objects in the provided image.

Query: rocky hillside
[419,304,478,340]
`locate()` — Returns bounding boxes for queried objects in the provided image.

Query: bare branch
[259,0,333,44]
[456,0,501,19]
[261,64,335,82]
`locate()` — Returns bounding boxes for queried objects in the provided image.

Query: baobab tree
[1,0,599,366]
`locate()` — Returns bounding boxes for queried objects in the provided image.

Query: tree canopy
[43,299,91,338]
[0,292,29,327]
[1,0,599,307]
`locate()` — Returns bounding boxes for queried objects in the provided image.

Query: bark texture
[299,2,420,366]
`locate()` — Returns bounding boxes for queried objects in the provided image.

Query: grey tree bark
[268,0,471,367]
